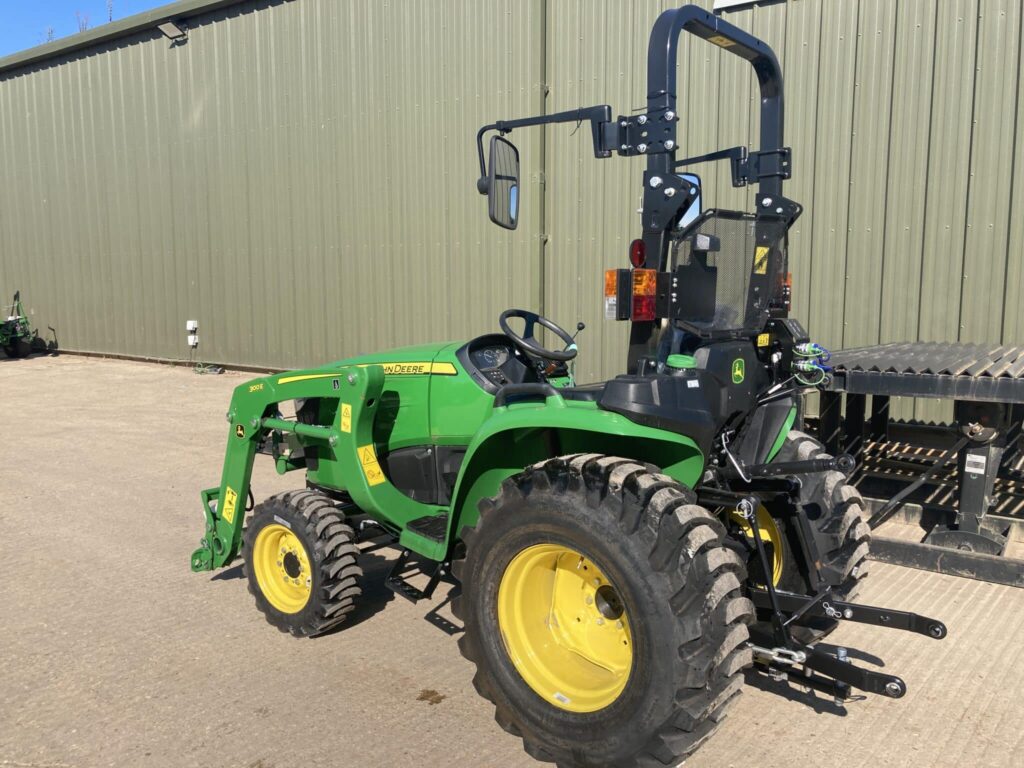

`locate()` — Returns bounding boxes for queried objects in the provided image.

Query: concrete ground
[2,354,1022,768]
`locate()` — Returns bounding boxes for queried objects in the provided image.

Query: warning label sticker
[358,444,387,486]
[222,486,238,525]
[707,34,737,48]
[340,403,352,433]
[964,454,988,476]
[754,246,770,275]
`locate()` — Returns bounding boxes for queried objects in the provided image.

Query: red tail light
[631,269,657,321]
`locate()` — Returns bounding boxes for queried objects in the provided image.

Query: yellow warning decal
[757,333,771,347]
[754,246,770,275]
[358,362,457,376]
[340,403,352,433]
[707,34,737,48]
[277,372,338,385]
[358,444,387,486]
[222,486,238,525]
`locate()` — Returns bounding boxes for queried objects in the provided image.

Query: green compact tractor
[1,291,33,358]
[193,6,947,766]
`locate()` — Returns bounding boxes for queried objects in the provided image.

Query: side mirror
[675,172,702,231]
[479,135,520,230]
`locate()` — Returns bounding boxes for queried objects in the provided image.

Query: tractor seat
[559,382,607,402]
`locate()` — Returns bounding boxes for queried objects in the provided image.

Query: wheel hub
[497,543,633,713]
[252,523,312,614]
[282,551,302,578]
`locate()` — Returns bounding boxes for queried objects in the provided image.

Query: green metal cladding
[2,0,1022,421]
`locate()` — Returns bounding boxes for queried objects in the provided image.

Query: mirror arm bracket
[676,145,792,188]
[477,104,617,184]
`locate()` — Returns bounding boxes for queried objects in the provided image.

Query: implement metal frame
[817,344,1024,587]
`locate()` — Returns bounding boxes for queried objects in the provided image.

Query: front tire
[453,455,753,768]
[243,490,362,637]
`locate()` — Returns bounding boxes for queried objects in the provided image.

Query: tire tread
[453,455,753,768]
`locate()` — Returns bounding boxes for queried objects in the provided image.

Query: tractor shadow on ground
[423,586,464,636]
[815,642,885,668]
[212,564,246,581]
[317,547,397,634]
[0,337,60,363]
[742,668,860,716]
[743,638,885,716]
[210,547,397,632]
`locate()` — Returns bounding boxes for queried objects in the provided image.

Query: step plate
[406,513,448,542]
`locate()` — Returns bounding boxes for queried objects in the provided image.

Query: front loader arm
[190,364,388,572]
[190,362,452,572]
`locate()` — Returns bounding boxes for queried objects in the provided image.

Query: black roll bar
[645,5,784,195]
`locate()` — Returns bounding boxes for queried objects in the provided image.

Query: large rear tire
[243,490,362,637]
[453,455,754,768]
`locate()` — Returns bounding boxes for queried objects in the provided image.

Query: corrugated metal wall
[0,0,546,369]
[1,0,1022,415]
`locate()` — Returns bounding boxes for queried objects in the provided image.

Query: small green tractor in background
[1,291,33,358]
[192,6,946,766]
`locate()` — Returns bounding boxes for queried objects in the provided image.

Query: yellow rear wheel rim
[497,543,633,713]
[730,505,785,586]
[253,524,312,614]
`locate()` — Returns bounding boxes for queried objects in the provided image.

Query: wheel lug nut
[585,596,594,606]
[596,618,605,626]
[616,621,623,629]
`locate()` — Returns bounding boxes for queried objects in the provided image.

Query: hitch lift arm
[734,496,946,702]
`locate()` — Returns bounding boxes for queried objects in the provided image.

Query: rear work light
[631,269,657,321]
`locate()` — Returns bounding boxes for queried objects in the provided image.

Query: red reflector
[629,238,646,268]
[632,294,656,322]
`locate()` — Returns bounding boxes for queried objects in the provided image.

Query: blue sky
[0,1,169,58]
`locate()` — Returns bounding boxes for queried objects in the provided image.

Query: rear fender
[445,399,704,552]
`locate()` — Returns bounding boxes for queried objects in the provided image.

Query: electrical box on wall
[186,320,199,348]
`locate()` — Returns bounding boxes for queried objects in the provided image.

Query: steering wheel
[499,309,578,362]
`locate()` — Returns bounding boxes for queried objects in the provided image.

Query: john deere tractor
[193,6,946,766]
[1,291,33,358]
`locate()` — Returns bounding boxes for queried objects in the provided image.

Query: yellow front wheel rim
[497,543,633,713]
[730,505,785,586]
[253,524,312,613]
